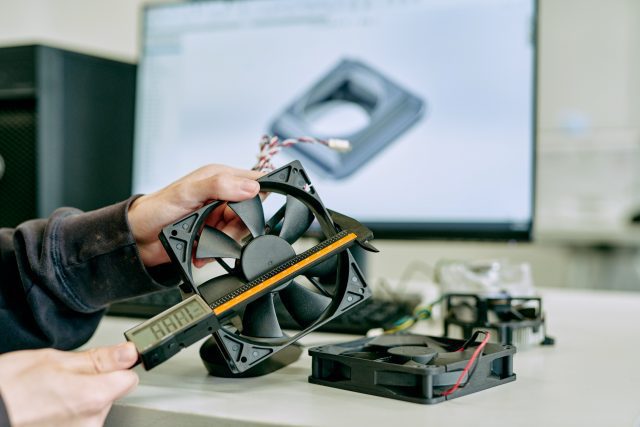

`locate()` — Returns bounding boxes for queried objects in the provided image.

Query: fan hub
[241,235,296,282]
[388,346,438,364]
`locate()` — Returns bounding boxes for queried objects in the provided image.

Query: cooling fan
[309,333,516,404]
[194,193,336,341]
[444,293,554,349]
[142,160,378,376]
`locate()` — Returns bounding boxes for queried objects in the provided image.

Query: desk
[85,288,640,427]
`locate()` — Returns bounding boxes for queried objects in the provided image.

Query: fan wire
[440,330,491,397]
[252,135,351,173]
[383,295,445,334]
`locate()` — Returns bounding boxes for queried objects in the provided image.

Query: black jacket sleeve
[0,197,180,353]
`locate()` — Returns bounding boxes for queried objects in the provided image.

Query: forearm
[0,197,180,353]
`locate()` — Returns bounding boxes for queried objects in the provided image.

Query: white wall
[0,0,169,63]
[536,0,640,230]
[538,0,640,132]
[0,0,638,290]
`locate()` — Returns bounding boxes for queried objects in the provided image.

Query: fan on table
[308,332,516,404]
[443,293,554,348]
[343,334,477,367]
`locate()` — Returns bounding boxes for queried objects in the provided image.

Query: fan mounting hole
[171,230,177,236]
[240,356,247,363]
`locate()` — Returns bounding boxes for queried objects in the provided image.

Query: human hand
[0,343,139,427]
[128,165,262,267]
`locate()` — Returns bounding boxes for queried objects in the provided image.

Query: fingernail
[117,343,138,365]
[241,180,259,193]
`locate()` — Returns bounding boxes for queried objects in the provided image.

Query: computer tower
[0,45,136,227]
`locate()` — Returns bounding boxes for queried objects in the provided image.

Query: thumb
[189,174,260,203]
[67,343,139,374]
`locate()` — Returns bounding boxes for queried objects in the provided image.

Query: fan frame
[158,160,372,373]
[309,334,516,404]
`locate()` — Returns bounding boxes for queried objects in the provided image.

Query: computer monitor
[133,0,537,240]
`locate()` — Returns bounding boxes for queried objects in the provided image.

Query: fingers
[129,164,263,268]
[183,164,263,182]
[0,349,45,374]
[203,204,251,241]
[204,204,244,228]
[203,202,228,227]
[66,343,139,375]
[94,370,139,401]
[188,174,260,204]
[74,370,139,416]
[0,347,139,427]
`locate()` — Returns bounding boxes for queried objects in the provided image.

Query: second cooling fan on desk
[309,333,516,404]
[159,161,377,376]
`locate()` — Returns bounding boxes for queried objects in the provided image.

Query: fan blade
[265,204,286,235]
[306,276,333,297]
[423,337,452,354]
[279,281,331,328]
[242,294,283,338]
[304,255,338,278]
[196,226,242,260]
[279,196,314,243]
[198,274,244,305]
[228,196,265,237]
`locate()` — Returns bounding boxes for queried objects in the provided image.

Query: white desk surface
[85,288,640,427]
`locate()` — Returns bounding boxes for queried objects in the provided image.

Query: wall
[0,0,169,63]
[536,0,640,230]
[0,0,638,290]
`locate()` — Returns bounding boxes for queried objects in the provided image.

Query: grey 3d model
[269,59,426,179]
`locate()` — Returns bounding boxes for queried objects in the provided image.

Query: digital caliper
[125,230,363,369]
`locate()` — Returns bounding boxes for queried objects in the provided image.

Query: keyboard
[108,288,419,335]
[108,288,183,318]
[274,295,418,334]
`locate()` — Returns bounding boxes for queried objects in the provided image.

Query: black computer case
[0,45,136,227]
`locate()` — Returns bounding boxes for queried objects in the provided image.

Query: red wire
[441,331,491,397]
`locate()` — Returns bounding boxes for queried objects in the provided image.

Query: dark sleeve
[0,392,8,427]
[0,196,181,353]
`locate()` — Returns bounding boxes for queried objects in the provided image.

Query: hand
[128,165,262,267]
[0,343,139,427]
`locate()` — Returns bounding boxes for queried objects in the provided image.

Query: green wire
[384,295,446,333]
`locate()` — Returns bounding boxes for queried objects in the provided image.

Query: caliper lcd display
[130,297,209,351]
[125,294,220,369]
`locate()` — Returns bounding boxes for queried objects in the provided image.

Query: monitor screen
[134,0,536,239]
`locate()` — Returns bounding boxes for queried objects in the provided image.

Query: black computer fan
[309,333,516,404]
[343,334,476,367]
[443,293,554,349]
[159,161,376,376]
[195,194,338,339]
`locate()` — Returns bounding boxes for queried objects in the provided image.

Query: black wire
[457,330,487,351]
[455,330,490,390]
